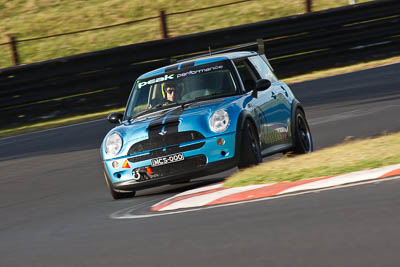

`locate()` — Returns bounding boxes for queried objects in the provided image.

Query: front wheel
[291,109,313,154]
[238,120,262,169]
[104,173,136,200]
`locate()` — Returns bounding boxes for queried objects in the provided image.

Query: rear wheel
[291,109,313,154]
[104,173,136,200]
[238,120,262,169]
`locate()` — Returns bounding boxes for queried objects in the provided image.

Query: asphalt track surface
[1,63,400,266]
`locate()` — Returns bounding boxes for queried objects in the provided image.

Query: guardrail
[0,0,399,129]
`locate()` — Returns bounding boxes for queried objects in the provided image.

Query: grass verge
[224,131,400,187]
[0,0,371,68]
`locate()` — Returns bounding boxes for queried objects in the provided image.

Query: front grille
[128,131,205,155]
[128,142,205,163]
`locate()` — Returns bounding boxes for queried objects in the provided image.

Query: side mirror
[255,79,271,91]
[107,112,123,124]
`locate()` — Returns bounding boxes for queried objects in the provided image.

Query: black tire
[292,109,313,154]
[238,120,262,169]
[104,173,136,200]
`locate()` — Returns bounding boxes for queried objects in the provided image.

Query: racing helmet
[161,81,177,99]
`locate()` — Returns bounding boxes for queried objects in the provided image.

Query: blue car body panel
[102,96,243,184]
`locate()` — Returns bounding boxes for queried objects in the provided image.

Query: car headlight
[105,132,123,156]
[209,109,230,133]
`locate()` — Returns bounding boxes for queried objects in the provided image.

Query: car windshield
[125,60,238,119]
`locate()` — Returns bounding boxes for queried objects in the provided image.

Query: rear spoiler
[173,38,266,63]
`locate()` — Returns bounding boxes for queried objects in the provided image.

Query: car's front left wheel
[238,120,262,169]
[104,173,136,200]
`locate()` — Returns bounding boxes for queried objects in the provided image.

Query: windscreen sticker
[177,65,223,78]
[138,74,175,88]
[137,64,225,89]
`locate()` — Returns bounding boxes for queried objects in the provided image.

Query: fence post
[305,0,312,13]
[159,10,169,39]
[6,34,20,66]
[257,39,264,55]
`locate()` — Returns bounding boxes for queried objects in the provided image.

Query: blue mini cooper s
[101,51,313,199]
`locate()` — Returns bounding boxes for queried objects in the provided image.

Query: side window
[248,55,277,82]
[234,60,259,92]
[133,86,150,113]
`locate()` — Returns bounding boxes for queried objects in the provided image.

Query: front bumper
[103,131,237,191]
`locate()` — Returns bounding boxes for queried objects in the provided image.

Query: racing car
[101,48,313,199]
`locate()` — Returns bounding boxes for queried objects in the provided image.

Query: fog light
[217,138,225,146]
[146,166,153,175]
[112,161,119,168]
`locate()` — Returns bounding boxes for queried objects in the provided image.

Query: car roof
[138,51,258,79]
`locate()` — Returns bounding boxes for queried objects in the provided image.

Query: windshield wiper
[151,102,179,110]
[151,103,164,110]
[128,102,178,122]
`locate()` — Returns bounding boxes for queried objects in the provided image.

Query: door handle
[271,92,277,99]
[281,86,289,97]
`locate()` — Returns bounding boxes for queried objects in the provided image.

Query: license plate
[151,153,184,167]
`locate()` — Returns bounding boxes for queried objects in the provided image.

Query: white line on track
[308,105,400,126]
[350,41,392,50]
[0,118,104,141]
[109,175,400,220]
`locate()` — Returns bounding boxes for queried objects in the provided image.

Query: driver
[163,82,178,102]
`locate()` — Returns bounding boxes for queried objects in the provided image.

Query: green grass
[0,0,371,68]
[224,131,400,187]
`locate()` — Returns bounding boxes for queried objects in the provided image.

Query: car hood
[102,96,242,160]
